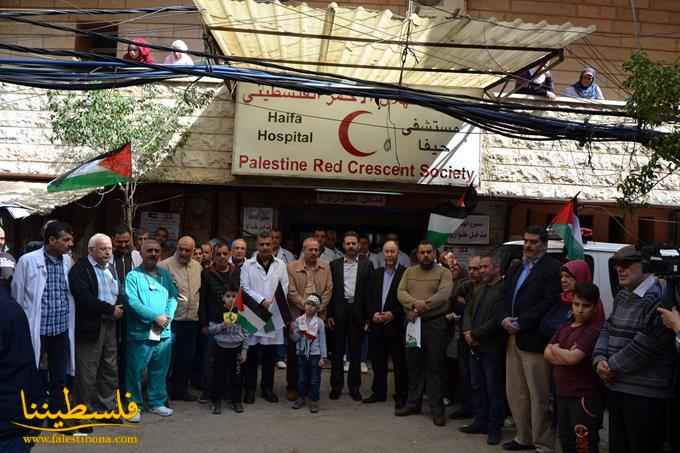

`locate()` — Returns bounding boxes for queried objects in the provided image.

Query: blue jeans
[0,436,32,453]
[470,348,505,432]
[297,354,321,401]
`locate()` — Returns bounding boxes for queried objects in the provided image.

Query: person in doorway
[593,246,675,453]
[11,221,75,428]
[124,240,177,422]
[325,230,344,260]
[123,38,154,64]
[207,278,248,415]
[240,231,289,404]
[459,254,507,445]
[0,226,16,304]
[395,240,453,426]
[290,293,328,413]
[501,226,561,452]
[546,283,604,453]
[134,228,149,252]
[310,229,337,264]
[561,67,604,100]
[363,240,407,409]
[160,236,202,401]
[69,234,124,433]
[163,39,194,65]
[286,237,332,402]
[200,242,213,269]
[371,233,411,269]
[271,229,296,265]
[230,238,248,269]
[154,227,173,260]
[328,231,372,401]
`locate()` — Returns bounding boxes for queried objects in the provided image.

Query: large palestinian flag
[47,143,132,193]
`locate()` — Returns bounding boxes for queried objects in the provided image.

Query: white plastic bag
[405,317,421,348]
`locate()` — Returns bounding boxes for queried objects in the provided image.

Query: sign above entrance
[233,83,480,187]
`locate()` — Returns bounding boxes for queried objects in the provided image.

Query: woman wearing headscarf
[123,38,154,64]
[562,67,604,100]
[514,61,556,98]
[164,40,194,65]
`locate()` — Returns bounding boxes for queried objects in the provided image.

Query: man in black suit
[69,234,125,429]
[363,240,407,409]
[500,225,561,452]
[328,231,372,401]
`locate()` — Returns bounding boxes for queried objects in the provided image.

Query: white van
[498,240,629,317]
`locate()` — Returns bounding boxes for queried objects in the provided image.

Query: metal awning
[0,181,93,217]
[194,0,594,89]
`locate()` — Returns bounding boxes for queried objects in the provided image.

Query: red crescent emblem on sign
[338,110,375,157]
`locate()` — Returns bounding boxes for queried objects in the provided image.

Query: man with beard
[396,240,453,426]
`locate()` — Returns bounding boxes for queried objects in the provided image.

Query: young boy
[290,293,327,413]
[544,282,604,453]
[208,280,249,415]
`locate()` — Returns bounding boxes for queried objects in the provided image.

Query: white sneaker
[150,406,173,417]
[343,361,349,372]
[276,360,287,369]
[361,362,369,374]
[128,412,141,423]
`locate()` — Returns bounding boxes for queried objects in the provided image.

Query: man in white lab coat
[12,221,76,422]
[240,231,289,404]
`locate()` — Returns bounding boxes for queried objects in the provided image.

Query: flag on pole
[235,288,274,335]
[47,143,132,193]
[549,194,585,260]
[426,213,465,249]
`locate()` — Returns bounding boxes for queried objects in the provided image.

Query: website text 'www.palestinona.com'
[23,434,138,445]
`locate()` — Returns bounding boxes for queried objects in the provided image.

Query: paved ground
[35,369,515,453]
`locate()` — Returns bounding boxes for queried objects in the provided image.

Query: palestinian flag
[549,194,585,260]
[426,213,465,248]
[235,289,275,335]
[47,143,132,193]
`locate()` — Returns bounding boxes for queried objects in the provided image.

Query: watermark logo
[14,388,138,433]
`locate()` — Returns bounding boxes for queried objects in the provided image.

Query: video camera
[641,245,680,278]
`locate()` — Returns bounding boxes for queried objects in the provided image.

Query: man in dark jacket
[69,234,124,427]
[363,240,407,409]
[460,253,507,445]
[0,290,44,452]
[328,231,372,401]
[501,226,560,452]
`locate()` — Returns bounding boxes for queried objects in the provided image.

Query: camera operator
[592,245,676,453]
[658,282,680,453]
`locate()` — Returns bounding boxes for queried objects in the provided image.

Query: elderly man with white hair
[68,233,125,432]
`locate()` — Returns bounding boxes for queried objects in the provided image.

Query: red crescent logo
[338,110,375,157]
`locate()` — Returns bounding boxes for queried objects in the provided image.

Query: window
[75,23,118,59]
[608,216,626,243]
[638,217,655,245]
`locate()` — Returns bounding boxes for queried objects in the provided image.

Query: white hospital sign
[233,83,480,186]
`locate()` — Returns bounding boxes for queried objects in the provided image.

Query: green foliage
[47,84,213,176]
[619,52,680,203]
[46,83,214,228]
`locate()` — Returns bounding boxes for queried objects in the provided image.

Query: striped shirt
[592,275,675,398]
[40,252,69,336]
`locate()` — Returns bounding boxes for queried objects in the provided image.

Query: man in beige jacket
[286,237,332,401]
[396,240,452,427]
[159,236,202,401]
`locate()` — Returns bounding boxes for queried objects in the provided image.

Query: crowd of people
[1,221,680,453]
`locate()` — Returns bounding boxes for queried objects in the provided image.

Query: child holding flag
[290,294,328,413]
[208,280,249,415]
